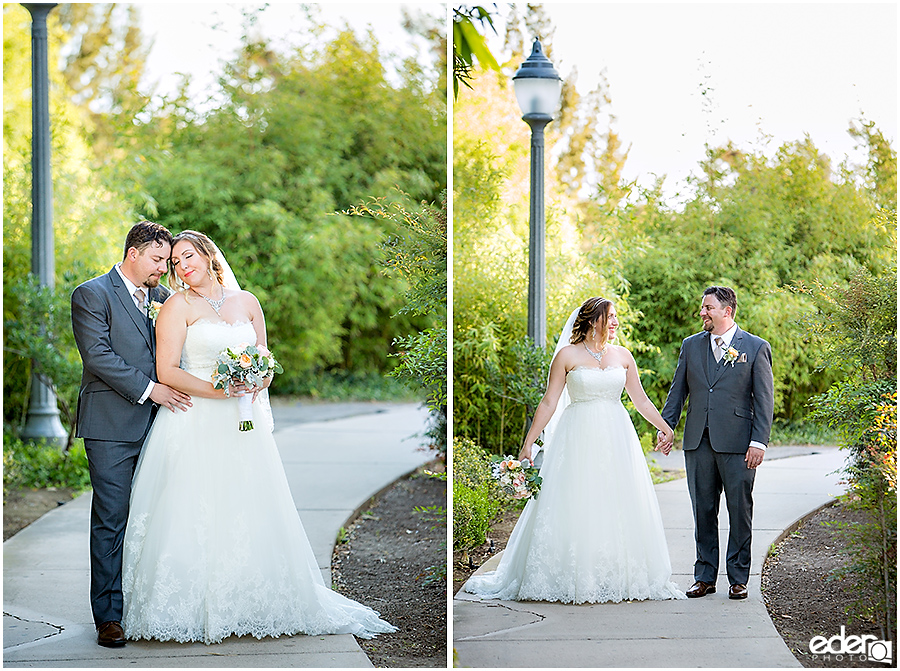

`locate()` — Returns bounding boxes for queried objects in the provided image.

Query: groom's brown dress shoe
[97,621,126,647]
[686,580,716,598]
[729,583,749,600]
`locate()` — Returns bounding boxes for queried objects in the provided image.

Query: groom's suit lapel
[146,286,167,351]
[701,332,713,387]
[109,268,153,350]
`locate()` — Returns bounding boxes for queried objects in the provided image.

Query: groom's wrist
[139,381,154,405]
[749,440,766,451]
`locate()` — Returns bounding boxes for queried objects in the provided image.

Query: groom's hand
[745,446,765,469]
[656,430,673,456]
[150,384,192,412]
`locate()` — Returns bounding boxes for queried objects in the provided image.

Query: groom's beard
[143,274,163,288]
[702,321,713,331]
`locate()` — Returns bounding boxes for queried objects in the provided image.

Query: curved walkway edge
[453,446,847,668]
[3,402,433,668]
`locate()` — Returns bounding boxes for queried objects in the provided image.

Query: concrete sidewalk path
[4,401,433,668]
[454,446,847,668]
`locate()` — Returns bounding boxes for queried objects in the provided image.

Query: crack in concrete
[3,611,64,647]
[456,602,547,640]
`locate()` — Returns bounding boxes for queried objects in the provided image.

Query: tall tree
[125,27,446,382]
[54,3,150,155]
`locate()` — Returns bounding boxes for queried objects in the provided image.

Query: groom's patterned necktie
[134,288,147,316]
[714,336,724,363]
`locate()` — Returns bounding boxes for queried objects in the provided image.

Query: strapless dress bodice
[180,320,257,378]
[565,366,626,403]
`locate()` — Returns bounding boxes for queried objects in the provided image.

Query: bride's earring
[591,325,596,342]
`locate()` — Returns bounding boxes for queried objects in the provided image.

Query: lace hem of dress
[464,572,686,605]
[123,513,395,644]
[125,612,396,644]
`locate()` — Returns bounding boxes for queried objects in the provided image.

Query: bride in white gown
[122,230,396,644]
[463,297,686,604]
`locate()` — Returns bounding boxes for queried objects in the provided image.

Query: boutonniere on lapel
[147,301,163,324]
[722,346,741,366]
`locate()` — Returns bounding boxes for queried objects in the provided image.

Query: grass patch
[274,370,420,402]
[769,419,838,446]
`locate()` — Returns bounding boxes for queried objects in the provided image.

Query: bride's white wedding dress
[122,320,396,644]
[463,366,685,604]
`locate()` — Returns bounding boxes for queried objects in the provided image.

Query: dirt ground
[762,500,891,668]
[454,498,892,668]
[332,461,447,668]
[3,487,79,541]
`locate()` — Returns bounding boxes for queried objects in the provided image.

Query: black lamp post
[512,38,561,349]
[21,3,67,446]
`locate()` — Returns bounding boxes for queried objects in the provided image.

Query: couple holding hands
[463,288,774,606]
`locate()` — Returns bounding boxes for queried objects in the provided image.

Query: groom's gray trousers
[685,427,756,586]
[84,432,149,626]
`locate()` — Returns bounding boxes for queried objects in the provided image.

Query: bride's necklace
[584,341,608,363]
[192,285,226,315]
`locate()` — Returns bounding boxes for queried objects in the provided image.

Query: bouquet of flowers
[490,455,542,501]
[212,343,284,431]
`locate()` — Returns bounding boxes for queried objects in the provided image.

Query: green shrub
[3,435,91,494]
[452,479,500,553]
[769,419,839,446]
[452,436,498,491]
[452,436,506,552]
[799,264,897,643]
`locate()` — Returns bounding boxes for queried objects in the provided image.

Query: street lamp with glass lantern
[512,37,561,349]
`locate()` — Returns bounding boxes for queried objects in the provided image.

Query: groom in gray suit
[659,286,774,600]
[71,221,191,647]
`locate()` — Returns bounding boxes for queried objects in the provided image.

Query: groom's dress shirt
[709,323,738,357]
[711,322,766,452]
[114,263,154,405]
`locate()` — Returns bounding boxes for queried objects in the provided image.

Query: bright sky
[490,2,898,205]
[138,3,446,106]
[137,3,895,206]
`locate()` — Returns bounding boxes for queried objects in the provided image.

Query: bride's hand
[250,376,273,402]
[656,427,674,455]
[518,444,533,463]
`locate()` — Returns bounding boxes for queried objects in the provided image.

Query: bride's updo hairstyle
[168,230,225,292]
[570,297,613,347]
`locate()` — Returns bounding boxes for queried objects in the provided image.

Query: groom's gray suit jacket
[661,327,774,452]
[72,267,171,442]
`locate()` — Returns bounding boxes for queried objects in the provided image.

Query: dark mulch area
[762,499,893,668]
[332,461,447,668]
[3,487,78,541]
